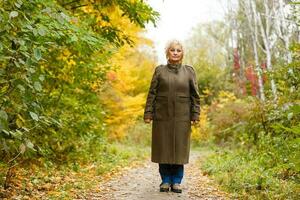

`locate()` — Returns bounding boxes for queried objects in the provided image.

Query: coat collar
[166,62,182,73]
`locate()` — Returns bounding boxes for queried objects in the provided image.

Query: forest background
[0,0,299,199]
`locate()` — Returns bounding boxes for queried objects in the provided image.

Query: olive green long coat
[144,63,200,164]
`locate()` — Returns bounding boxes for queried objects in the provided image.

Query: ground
[77,151,230,200]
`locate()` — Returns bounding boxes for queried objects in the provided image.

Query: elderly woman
[144,40,200,193]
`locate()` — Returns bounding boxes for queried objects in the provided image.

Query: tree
[244,0,265,101]
[0,0,158,189]
[184,23,231,104]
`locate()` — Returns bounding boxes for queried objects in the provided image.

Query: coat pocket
[175,96,191,121]
[154,96,168,120]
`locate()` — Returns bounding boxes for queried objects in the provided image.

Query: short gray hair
[164,39,184,59]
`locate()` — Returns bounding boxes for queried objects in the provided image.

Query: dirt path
[78,151,230,200]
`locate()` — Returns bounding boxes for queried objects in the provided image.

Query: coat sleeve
[189,66,201,121]
[144,66,160,120]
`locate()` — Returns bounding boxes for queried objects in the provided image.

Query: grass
[199,145,300,200]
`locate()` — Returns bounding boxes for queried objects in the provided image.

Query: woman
[144,40,200,193]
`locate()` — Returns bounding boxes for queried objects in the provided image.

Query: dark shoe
[171,183,182,193]
[159,183,170,192]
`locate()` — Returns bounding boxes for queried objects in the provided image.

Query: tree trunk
[275,0,293,63]
[256,0,277,101]
[245,0,265,101]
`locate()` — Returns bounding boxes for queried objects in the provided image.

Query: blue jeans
[159,164,184,184]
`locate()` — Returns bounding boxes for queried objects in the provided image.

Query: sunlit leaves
[34,81,42,91]
[29,112,39,121]
[0,0,113,160]
[0,110,8,121]
[9,11,18,18]
[116,0,159,28]
[34,48,42,60]
[37,26,47,36]
[0,110,8,132]
[25,139,35,150]
[101,44,156,140]
[60,0,159,47]
[0,2,158,192]
[16,114,25,128]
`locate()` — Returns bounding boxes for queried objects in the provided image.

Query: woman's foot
[171,183,182,193]
[159,183,170,192]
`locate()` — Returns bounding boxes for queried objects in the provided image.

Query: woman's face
[167,44,183,64]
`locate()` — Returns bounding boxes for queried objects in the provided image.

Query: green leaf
[38,26,46,36]
[15,129,23,139]
[287,112,293,120]
[18,58,25,64]
[10,130,23,140]
[14,60,20,68]
[17,84,25,93]
[17,0,23,6]
[28,68,36,74]
[33,48,42,60]
[60,12,69,20]
[0,119,8,132]
[0,110,8,120]
[71,35,78,42]
[29,111,39,121]
[39,75,45,81]
[2,141,9,153]
[0,111,8,131]
[31,102,39,108]
[289,104,300,114]
[15,3,21,8]
[9,11,19,18]
[23,127,29,132]
[25,139,35,150]
[26,24,33,30]
[34,81,42,91]
[32,28,38,36]
[41,7,51,14]
[2,130,10,135]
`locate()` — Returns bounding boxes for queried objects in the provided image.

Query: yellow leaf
[16,118,23,128]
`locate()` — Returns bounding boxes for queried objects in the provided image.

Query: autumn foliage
[0,0,158,198]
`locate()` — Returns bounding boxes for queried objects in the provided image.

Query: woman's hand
[144,118,152,123]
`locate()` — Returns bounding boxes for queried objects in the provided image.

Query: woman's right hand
[144,118,152,123]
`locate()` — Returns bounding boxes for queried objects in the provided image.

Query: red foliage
[233,48,240,71]
[245,65,259,96]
